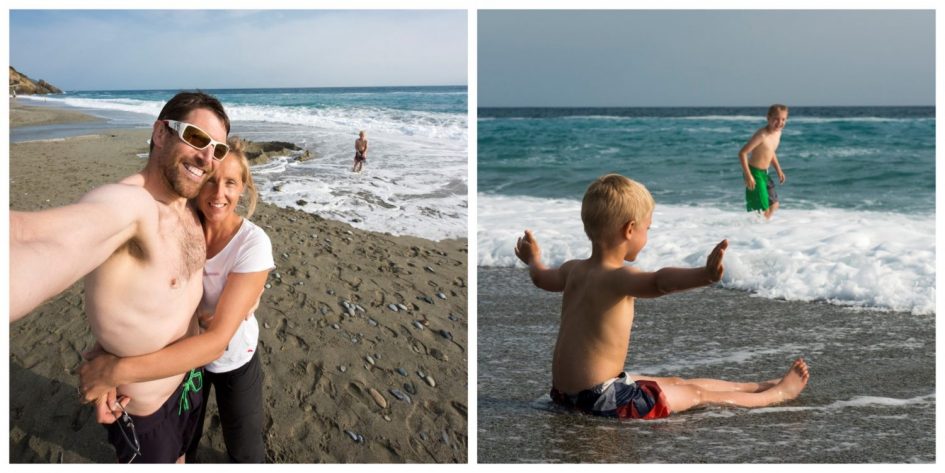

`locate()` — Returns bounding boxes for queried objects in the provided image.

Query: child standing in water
[739,104,788,219]
[515,174,809,420]
[353,130,368,173]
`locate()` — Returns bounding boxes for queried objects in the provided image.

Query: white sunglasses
[163,119,229,160]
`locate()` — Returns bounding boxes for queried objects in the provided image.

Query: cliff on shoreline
[10,66,63,95]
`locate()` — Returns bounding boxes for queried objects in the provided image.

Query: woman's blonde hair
[226,136,258,218]
[581,174,654,241]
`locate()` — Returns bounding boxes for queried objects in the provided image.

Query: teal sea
[16,86,468,241]
[478,106,935,314]
[480,106,933,213]
[477,106,935,463]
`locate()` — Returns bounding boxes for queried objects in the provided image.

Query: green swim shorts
[745,166,770,212]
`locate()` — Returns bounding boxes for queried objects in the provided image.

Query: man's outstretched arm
[10,184,154,321]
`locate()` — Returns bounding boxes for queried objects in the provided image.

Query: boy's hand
[514,230,542,266]
[744,174,756,190]
[705,239,728,282]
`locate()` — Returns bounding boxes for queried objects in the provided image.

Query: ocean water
[18,86,468,241]
[478,106,935,314]
[478,268,935,463]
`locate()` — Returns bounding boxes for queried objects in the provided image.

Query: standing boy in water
[515,174,809,420]
[739,104,788,219]
[352,130,368,173]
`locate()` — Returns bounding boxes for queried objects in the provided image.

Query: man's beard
[163,155,205,199]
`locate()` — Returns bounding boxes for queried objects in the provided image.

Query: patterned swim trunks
[550,371,671,420]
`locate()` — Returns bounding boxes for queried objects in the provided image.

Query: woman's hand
[79,345,121,404]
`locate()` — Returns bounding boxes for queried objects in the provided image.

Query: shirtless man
[352,130,368,173]
[739,104,788,219]
[10,92,230,463]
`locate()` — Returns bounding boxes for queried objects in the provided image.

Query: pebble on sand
[344,430,364,443]
[389,388,412,404]
[368,388,388,408]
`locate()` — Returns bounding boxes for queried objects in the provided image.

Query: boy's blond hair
[767,104,789,117]
[581,174,654,241]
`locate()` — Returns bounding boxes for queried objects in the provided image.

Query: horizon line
[478,104,935,109]
[57,84,468,93]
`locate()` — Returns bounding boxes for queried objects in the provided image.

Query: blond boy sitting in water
[515,174,809,419]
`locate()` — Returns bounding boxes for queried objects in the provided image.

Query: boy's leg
[765,201,779,219]
[652,359,809,414]
[635,375,778,393]
[764,174,779,218]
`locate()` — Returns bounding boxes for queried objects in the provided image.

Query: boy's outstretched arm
[613,240,728,298]
[514,230,567,292]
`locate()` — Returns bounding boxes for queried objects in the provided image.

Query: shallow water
[17,87,468,241]
[477,268,935,463]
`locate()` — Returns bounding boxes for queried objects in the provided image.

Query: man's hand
[744,174,756,190]
[94,390,130,425]
[79,346,121,404]
[777,169,786,185]
[514,230,542,266]
[705,239,728,282]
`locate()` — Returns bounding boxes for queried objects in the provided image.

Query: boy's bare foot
[772,358,809,402]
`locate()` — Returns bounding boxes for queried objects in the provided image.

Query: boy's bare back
[515,227,727,396]
[550,258,645,394]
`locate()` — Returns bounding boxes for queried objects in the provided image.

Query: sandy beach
[9,105,468,463]
[10,102,103,128]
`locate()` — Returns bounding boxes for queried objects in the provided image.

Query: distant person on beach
[739,104,788,219]
[78,137,274,463]
[9,91,231,462]
[514,174,809,420]
[352,130,368,172]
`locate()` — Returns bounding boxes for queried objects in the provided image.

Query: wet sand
[9,107,468,463]
[10,102,103,128]
[478,267,934,463]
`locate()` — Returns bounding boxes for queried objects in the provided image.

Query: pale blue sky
[479,10,934,107]
[11,10,467,90]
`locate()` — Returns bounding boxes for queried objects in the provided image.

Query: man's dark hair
[149,91,230,154]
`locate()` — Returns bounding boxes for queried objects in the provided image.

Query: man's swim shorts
[104,369,205,463]
[550,371,671,420]
[745,165,778,212]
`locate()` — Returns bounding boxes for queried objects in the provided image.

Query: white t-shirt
[200,218,275,373]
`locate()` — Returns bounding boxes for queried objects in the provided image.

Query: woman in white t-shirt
[80,137,274,462]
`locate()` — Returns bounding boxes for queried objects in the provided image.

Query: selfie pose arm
[10,184,156,321]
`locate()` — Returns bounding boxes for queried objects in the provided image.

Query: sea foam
[23,93,468,241]
[478,194,934,314]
